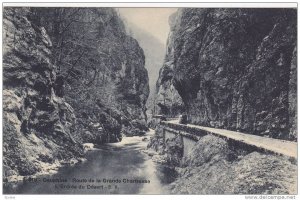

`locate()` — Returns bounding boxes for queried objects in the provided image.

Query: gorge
[3,6,298,195]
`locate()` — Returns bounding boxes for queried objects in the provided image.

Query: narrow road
[165,120,297,158]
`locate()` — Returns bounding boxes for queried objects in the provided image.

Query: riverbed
[3,129,177,194]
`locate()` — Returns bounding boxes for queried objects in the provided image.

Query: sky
[118,8,178,44]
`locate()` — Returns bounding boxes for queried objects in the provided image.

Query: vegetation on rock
[3,7,149,181]
[3,8,83,180]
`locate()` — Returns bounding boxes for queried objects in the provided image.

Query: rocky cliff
[32,8,149,142]
[3,8,83,181]
[3,7,149,181]
[155,12,185,117]
[157,8,297,140]
[124,22,166,119]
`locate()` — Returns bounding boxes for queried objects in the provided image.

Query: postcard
[2,2,298,197]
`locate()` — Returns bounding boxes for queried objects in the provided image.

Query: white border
[2,2,298,8]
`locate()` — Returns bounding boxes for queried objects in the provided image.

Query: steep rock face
[124,22,165,96]
[155,13,185,117]
[3,8,83,180]
[161,8,297,140]
[124,22,166,119]
[32,8,149,142]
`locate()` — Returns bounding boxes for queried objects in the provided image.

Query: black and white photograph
[1,2,298,197]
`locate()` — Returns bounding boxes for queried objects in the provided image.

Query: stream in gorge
[3,130,177,194]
